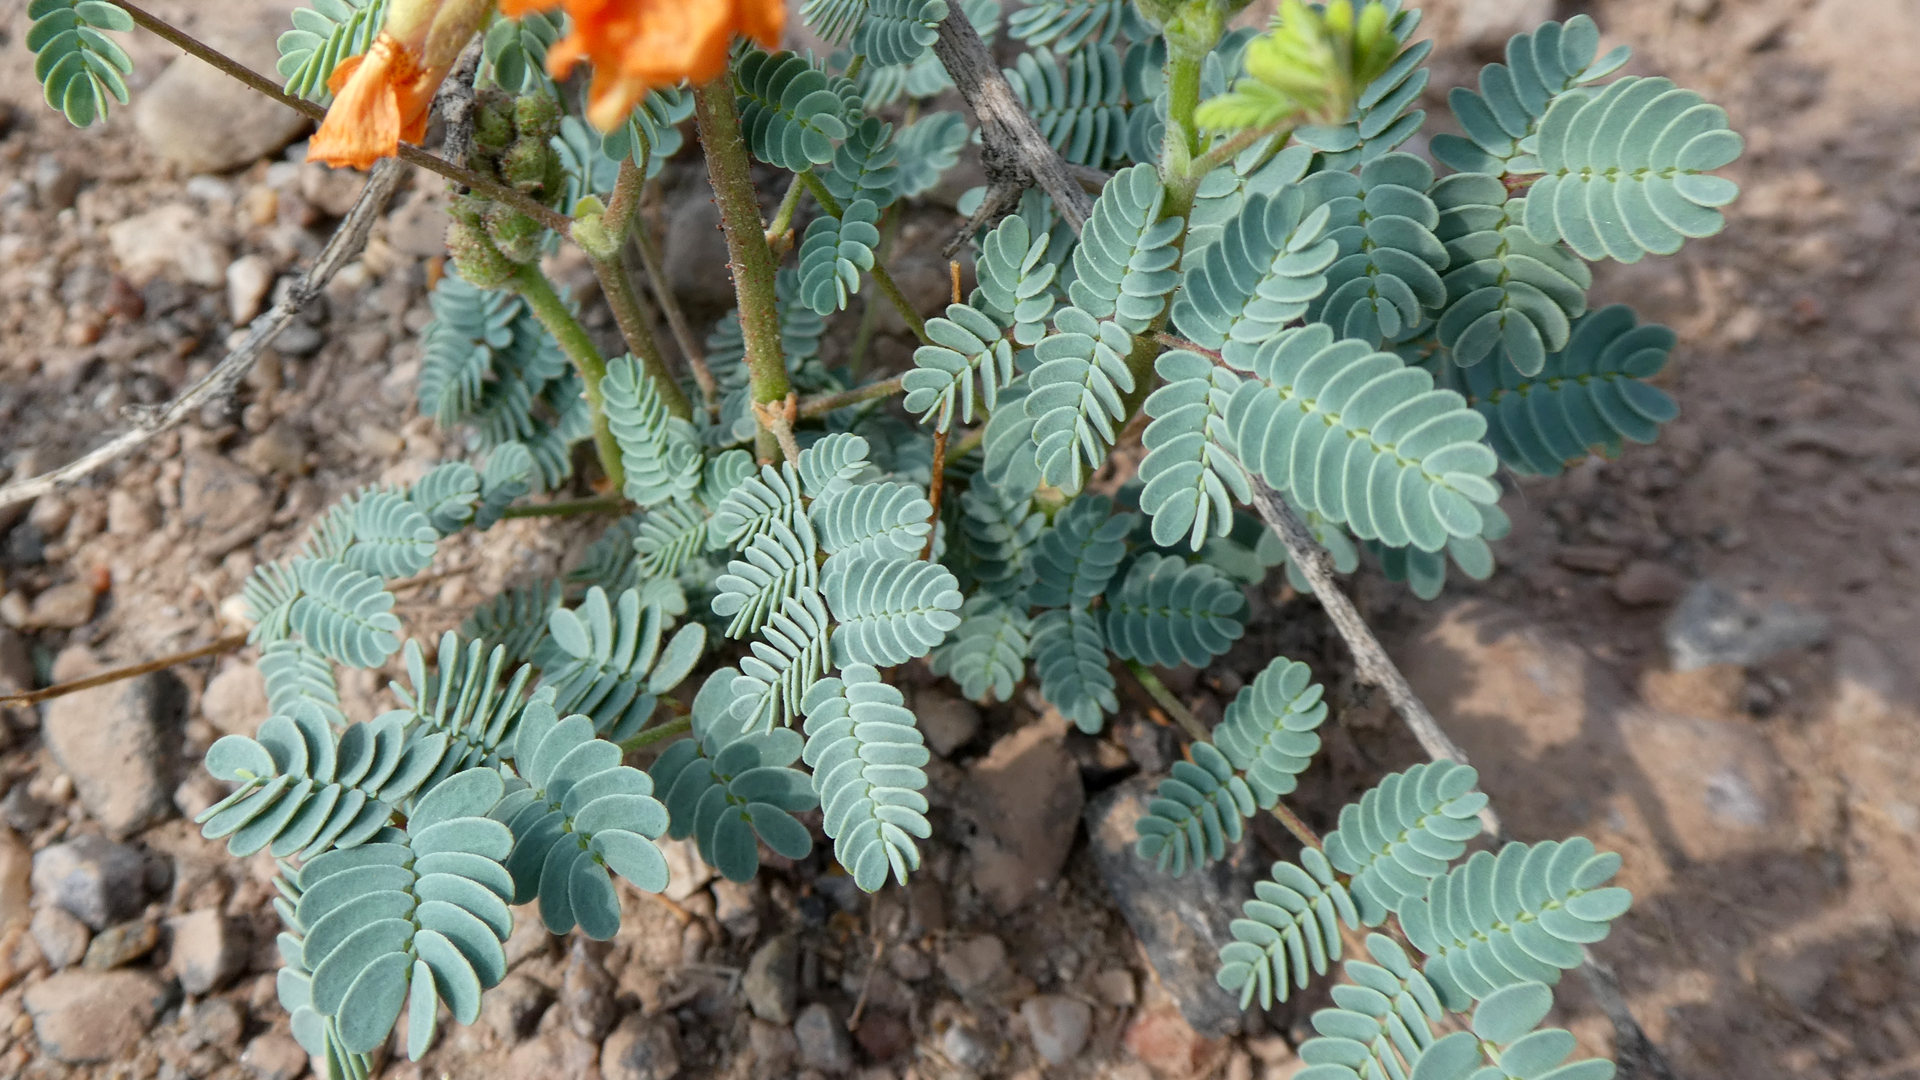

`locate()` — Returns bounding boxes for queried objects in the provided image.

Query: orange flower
[309,0,495,169]
[501,0,784,131]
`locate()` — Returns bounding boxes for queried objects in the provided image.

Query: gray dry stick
[926,8,1680,1060]
[0,158,406,511]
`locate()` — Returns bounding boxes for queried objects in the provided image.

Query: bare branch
[0,159,408,510]
[1246,477,1683,1080]
[0,633,247,708]
[929,6,1094,233]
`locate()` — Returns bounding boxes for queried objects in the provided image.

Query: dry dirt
[2,0,1920,1079]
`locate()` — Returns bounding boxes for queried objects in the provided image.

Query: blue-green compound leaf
[480,7,559,93]
[290,560,401,669]
[824,556,964,667]
[1430,15,1630,178]
[197,709,442,861]
[1431,172,1592,376]
[1428,305,1676,476]
[730,590,836,733]
[388,632,545,793]
[1133,657,1326,876]
[259,639,346,729]
[736,50,852,172]
[1225,324,1502,554]
[1171,186,1338,366]
[1138,350,1252,552]
[599,87,693,178]
[1007,0,1152,51]
[459,580,562,664]
[710,460,808,550]
[904,302,1018,433]
[1323,761,1488,925]
[1028,494,1132,608]
[855,0,947,66]
[286,768,512,1057]
[712,520,820,639]
[813,481,933,578]
[1524,75,1743,264]
[1304,153,1450,347]
[408,463,481,536]
[970,213,1059,346]
[539,587,705,744]
[1030,606,1116,733]
[1294,935,1450,1078]
[801,665,931,890]
[1216,848,1361,1009]
[1068,163,1184,334]
[493,705,671,936]
[1212,657,1327,804]
[602,355,703,508]
[1025,306,1138,495]
[1400,838,1632,1009]
[821,116,902,209]
[1004,44,1134,169]
[1293,9,1433,173]
[890,111,969,200]
[650,670,818,880]
[29,0,136,128]
[343,490,438,580]
[276,0,387,105]
[1103,553,1246,668]
[954,479,1045,597]
[798,198,883,315]
[929,594,1031,704]
[243,562,303,646]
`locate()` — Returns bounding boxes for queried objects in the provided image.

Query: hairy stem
[630,226,718,415]
[766,173,807,245]
[586,162,692,421]
[619,716,693,753]
[797,173,931,344]
[797,375,905,419]
[499,494,627,519]
[108,0,568,233]
[694,76,788,462]
[509,264,625,492]
[922,428,949,560]
[1124,660,1209,743]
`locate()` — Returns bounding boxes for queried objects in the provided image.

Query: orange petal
[736,0,785,51]
[308,37,411,169]
[496,0,561,16]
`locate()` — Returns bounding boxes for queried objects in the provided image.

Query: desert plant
[16,0,1744,1074]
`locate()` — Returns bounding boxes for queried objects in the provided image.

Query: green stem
[1125,659,1209,742]
[947,424,986,462]
[500,494,627,519]
[619,716,693,752]
[767,173,807,242]
[1160,44,1206,187]
[797,374,905,419]
[797,173,931,344]
[509,263,625,492]
[584,162,693,421]
[848,201,904,380]
[631,226,718,415]
[694,76,788,462]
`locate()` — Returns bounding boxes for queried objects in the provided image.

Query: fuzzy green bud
[512,92,562,143]
[446,213,516,288]
[485,204,546,264]
[570,198,617,261]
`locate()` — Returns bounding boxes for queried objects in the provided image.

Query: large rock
[962,716,1084,912]
[0,827,28,929]
[661,187,734,312]
[43,667,185,837]
[1665,579,1830,671]
[600,1012,681,1080]
[23,968,170,1062]
[168,908,247,993]
[178,452,273,540]
[32,834,160,929]
[1021,994,1093,1065]
[107,204,231,288]
[1085,778,1253,1037]
[133,27,307,174]
[202,660,270,736]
